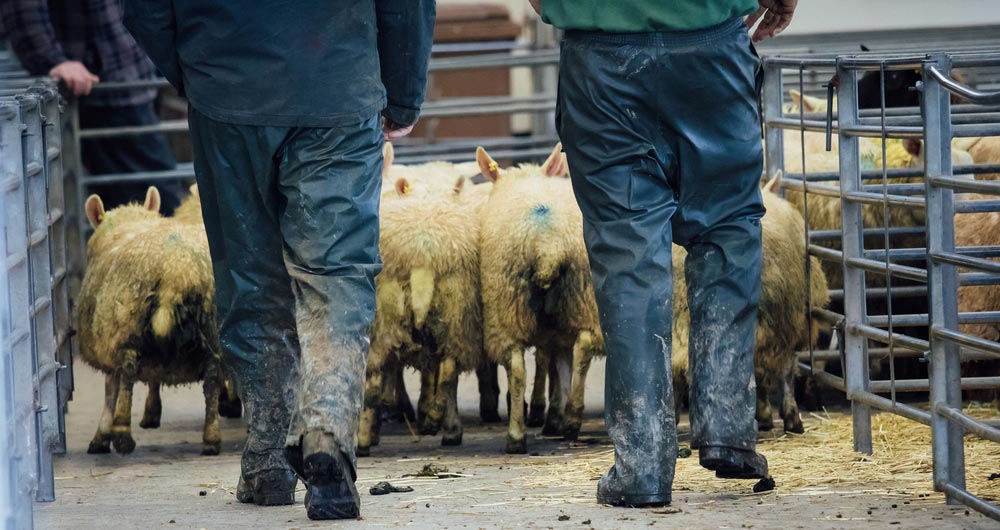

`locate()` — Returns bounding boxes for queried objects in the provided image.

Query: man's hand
[383,118,415,141]
[528,0,541,16]
[746,0,797,42]
[49,61,100,96]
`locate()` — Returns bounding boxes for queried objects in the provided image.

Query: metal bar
[829,286,927,301]
[847,322,931,352]
[927,65,1000,105]
[844,257,927,282]
[797,362,847,392]
[869,377,1000,393]
[842,190,925,209]
[924,52,966,504]
[932,327,1000,358]
[836,62,873,455]
[785,164,1000,182]
[930,251,1000,274]
[936,481,1000,522]
[84,165,196,185]
[847,390,933,426]
[955,199,1000,214]
[866,246,1000,261]
[930,176,1000,195]
[78,119,188,139]
[809,227,924,241]
[762,61,785,184]
[934,403,1000,443]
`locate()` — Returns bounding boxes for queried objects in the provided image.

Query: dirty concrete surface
[37,358,995,530]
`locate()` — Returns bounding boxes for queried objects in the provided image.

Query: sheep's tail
[409,267,435,328]
[532,248,562,289]
[151,288,183,340]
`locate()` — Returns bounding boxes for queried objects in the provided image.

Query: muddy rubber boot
[699,446,769,479]
[289,432,360,520]
[597,465,672,507]
[235,468,297,506]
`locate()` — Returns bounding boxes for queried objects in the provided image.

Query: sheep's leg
[563,332,595,441]
[504,348,528,454]
[110,349,138,454]
[392,364,415,422]
[357,368,383,457]
[527,349,547,428]
[543,353,571,437]
[417,367,440,434]
[755,369,774,432]
[780,362,805,434]
[476,361,502,423]
[217,377,243,419]
[87,373,119,454]
[139,382,162,429]
[201,360,222,455]
[419,364,443,435]
[439,357,462,446]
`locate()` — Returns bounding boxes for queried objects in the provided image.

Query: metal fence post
[1,97,37,529]
[835,60,873,454]
[923,52,965,503]
[762,60,785,181]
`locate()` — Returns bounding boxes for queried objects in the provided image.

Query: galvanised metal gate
[1,80,72,530]
[762,50,1000,521]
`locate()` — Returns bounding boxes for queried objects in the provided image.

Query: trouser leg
[558,33,677,502]
[80,101,181,214]
[662,19,765,452]
[278,116,383,469]
[188,108,300,478]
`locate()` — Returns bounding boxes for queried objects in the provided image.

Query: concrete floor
[35,358,996,530]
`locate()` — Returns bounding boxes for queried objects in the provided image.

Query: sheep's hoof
[201,442,221,456]
[418,420,440,436]
[562,424,581,441]
[757,417,774,432]
[218,400,243,419]
[370,432,381,447]
[139,416,160,429]
[87,438,111,454]
[526,404,545,427]
[441,430,463,447]
[783,416,805,435]
[112,433,136,455]
[479,410,502,424]
[541,418,564,437]
[356,445,371,458]
[504,436,527,455]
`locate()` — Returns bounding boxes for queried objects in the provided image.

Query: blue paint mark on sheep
[531,204,551,224]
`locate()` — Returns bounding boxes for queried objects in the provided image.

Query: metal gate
[1,80,72,530]
[762,50,1000,521]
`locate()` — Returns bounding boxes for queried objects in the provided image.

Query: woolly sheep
[357,156,486,455]
[77,187,222,455]
[476,144,604,453]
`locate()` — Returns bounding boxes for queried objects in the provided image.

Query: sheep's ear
[903,138,922,158]
[477,146,500,182]
[789,89,803,109]
[144,186,161,213]
[541,142,568,177]
[85,194,106,229]
[763,170,783,193]
[395,177,410,196]
[453,176,466,195]
[188,183,199,198]
[382,142,394,178]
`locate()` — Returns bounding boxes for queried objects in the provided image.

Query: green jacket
[542,0,757,32]
[123,0,435,128]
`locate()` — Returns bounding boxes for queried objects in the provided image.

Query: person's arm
[376,0,436,139]
[0,0,100,95]
[121,0,185,96]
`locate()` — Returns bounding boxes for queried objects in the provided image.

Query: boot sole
[700,449,768,480]
[597,492,672,508]
[304,452,360,520]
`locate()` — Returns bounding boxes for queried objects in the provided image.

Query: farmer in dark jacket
[123,0,435,520]
[532,0,796,508]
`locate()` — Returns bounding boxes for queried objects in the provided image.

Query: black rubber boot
[287,432,360,520]
[235,468,297,506]
[699,446,769,479]
[596,465,672,508]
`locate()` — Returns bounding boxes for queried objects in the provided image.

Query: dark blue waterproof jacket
[122,0,435,127]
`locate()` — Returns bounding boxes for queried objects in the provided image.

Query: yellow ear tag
[488,161,499,174]
[97,213,105,222]
[403,184,411,194]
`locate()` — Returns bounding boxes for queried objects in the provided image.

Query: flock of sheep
[74,88,1000,458]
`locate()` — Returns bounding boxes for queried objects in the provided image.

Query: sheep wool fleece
[188,108,382,476]
[556,17,764,501]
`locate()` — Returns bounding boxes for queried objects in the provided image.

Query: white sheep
[77,187,222,455]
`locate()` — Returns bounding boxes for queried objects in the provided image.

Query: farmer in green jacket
[533,0,796,507]
[123,0,435,520]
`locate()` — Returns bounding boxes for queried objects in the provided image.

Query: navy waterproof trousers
[557,17,765,501]
[188,108,383,479]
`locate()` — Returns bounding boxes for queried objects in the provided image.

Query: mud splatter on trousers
[556,17,764,499]
[188,108,382,475]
